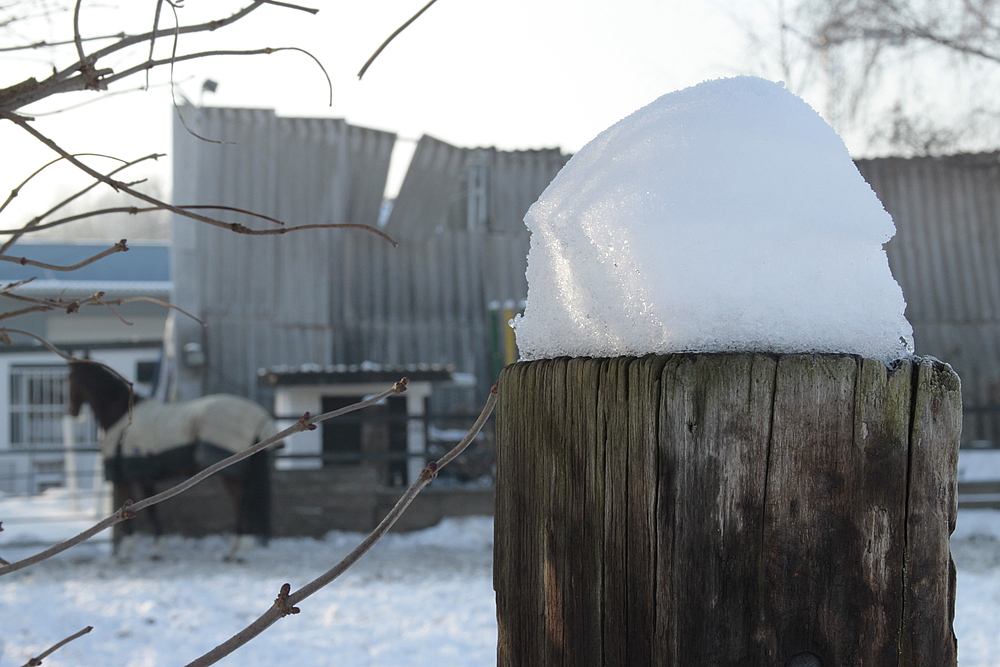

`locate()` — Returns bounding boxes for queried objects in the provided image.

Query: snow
[2,491,1000,666]
[514,76,913,363]
[958,449,1000,481]
[0,505,496,667]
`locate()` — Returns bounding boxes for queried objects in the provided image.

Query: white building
[0,241,170,494]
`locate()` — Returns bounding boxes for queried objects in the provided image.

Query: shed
[170,108,568,417]
[258,362,458,486]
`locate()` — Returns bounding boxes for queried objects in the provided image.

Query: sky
[0,0,762,227]
[4,0,992,235]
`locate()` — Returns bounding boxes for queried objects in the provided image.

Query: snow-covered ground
[1,491,999,666]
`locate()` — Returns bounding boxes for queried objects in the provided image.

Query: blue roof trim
[0,243,170,283]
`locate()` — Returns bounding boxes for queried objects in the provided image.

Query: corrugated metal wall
[171,107,396,400]
[384,135,568,242]
[172,110,999,441]
[858,153,1000,444]
[172,114,565,409]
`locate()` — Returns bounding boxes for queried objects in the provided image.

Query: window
[136,360,159,385]
[9,366,97,450]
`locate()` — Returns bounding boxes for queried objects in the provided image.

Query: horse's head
[67,361,134,429]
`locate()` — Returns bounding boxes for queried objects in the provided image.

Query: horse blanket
[101,395,277,459]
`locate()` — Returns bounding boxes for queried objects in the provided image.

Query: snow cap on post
[513,76,913,364]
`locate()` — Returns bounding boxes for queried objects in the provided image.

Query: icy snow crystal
[513,76,913,363]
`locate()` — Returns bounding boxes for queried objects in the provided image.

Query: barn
[4,108,999,529]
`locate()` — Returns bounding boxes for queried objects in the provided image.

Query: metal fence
[0,409,495,496]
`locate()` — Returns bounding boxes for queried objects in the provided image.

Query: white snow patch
[957,449,1000,482]
[3,494,1000,665]
[514,76,913,363]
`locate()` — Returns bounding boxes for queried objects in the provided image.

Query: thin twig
[0,0,332,110]
[0,333,133,400]
[0,381,408,578]
[0,153,129,218]
[0,304,52,323]
[0,289,207,327]
[242,222,398,246]
[0,203,284,236]
[146,0,166,89]
[184,382,498,667]
[0,278,34,293]
[260,0,319,13]
[358,0,440,79]
[27,79,191,117]
[100,300,132,325]
[0,328,82,359]
[115,296,206,327]
[18,625,93,667]
[0,32,125,53]
[72,0,87,66]
[6,2,268,107]
[165,3,234,146]
[101,46,333,106]
[0,239,128,272]
[1,153,161,253]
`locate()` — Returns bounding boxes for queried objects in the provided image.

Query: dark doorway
[321,395,409,486]
[321,396,363,465]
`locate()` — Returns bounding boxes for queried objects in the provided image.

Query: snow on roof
[258,361,456,386]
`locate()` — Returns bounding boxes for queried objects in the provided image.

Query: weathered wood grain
[495,360,545,667]
[900,357,962,666]
[624,355,666,663]
[656,353,776,664]
[495,354,961,667]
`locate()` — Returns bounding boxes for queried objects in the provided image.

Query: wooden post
[494,353,961,667]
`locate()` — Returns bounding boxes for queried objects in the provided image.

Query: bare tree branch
[1,153,162,253]
[115,295,205,326]
[358,0,440,79]
[260,0,319,14]
[0,203,288,236]
[0,277,34,293]
[17,625,93,667]
[71,0,86,66]
[0,238,127,271]
[184,382,499,667]
[0,31,125,52]
[0,153,131,219]
[145,0,166,89]
[0,112,397,244]
[2,2,269,109]
[26,79,190,116]
[0,286,207,326]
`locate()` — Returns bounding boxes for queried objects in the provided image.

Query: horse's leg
[115,482,141,559]
[112,482,128,557]
[235,449,272,547]
[141,480,164,560]
[221,475,248,562]
[195,442,259,562]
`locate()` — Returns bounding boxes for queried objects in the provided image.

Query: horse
[67,361,280,560]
